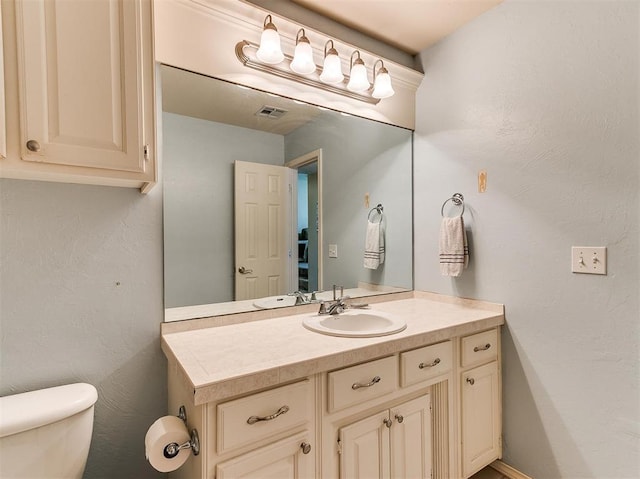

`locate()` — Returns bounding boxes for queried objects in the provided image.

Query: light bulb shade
[290,40,315,74]
[347,61,369,92]
[256,22,284,64]
[320,52,344,84]
[372,70,394,98]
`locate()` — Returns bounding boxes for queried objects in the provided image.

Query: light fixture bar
[235,40,380,105]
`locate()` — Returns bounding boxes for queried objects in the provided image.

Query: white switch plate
[328,244,338,258]
[571,246,607,275]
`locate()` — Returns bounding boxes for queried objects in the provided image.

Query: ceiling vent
[255,105,288,119]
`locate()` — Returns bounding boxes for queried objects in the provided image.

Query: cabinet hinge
[337,438,342,455]
[143,144,150,161]
[289,183,293,193]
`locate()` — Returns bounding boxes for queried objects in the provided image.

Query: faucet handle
[310,290,321,301]
[318,301,327,314]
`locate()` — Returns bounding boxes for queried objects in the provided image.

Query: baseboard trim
[490,460,533,479]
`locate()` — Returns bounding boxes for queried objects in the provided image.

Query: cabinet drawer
[328,356,398,412]
[217,380,312,454]
[460,329,498,368]
[401,341,452,387]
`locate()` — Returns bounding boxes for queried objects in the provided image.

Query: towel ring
[441,193,465,217]
[368,204,384,223]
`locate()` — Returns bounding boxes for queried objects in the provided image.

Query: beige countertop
[161,291,504,405]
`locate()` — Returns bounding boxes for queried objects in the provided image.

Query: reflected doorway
[287,149,323,294]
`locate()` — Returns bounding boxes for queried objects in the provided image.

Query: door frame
[286,149,323,293]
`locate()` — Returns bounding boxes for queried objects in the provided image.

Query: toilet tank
[0,383,98,479]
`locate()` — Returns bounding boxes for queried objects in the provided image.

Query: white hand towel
[364,220,385,269]
[439,216,469,277]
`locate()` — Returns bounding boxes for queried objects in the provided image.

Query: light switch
[571,246,607,275]
[328,244,338,258]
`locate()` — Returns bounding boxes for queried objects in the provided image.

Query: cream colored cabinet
[339,395,432,479]
[0,0,156,192]
[216,430,314,479]
[459,329,502,478]
[166,329,501,479]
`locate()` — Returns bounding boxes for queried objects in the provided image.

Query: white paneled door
[235,160,289,301]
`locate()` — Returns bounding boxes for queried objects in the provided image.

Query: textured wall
[285,113,413,291]
[163,112,285,308]
[414,1,639,478]
[0,179,166,479]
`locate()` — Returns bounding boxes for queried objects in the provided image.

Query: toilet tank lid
[0,383,98,438]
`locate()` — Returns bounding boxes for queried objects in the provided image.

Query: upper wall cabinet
[0,0,156,192]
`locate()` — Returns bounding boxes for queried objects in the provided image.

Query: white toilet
[0,383,98,479]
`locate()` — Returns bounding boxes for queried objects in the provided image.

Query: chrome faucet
[318,285,349,315]
[289,291,309,305]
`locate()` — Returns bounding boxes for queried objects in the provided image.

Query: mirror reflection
[162,65,413,321]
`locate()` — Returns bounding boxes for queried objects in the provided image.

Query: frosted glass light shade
[347,61,369,92]
[256,25,284,64]
[290,41,315,75]
[320,53,344,84]
[372,70,394,98]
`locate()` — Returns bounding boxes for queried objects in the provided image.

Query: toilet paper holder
[164,406,200,459]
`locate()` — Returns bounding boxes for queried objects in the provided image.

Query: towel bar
[441,193,465,217]
[368,204,384,223]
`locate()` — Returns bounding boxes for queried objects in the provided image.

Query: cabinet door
[216,431,314,479]
[390,395,432,479]
[461,361,500,478]
[340,410,391,479]
[15,0,149,173]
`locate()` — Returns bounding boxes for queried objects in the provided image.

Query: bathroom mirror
[162,65,413,321]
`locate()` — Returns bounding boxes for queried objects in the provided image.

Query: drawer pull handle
[247,405,290,425]
[383,418,393,428]
[300,442,312,454]
[394,414,404,424]
[352,376,381,390]
[473,343,491,352]
[418,358,441,369]
[466,377,475,385]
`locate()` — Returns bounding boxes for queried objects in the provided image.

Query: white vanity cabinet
[339,394,432,479]
[162,296,505,479]
[167,373,316,479]
[0,0,156,192]
[459,329,502,478]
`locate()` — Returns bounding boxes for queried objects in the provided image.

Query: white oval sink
[302,310,406,338]
[253,295,297,309]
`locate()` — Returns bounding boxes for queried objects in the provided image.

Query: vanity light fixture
[372,59,395,99]
[346,51,369,93]
[255,15,284,64]
[290,29,316,75]
[235,18,396,104]
[319,40,344,84]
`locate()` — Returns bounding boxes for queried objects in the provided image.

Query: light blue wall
[414,1,639,478]
[285,113,413,291]
[163,112,285,308]
[0,179,166,479]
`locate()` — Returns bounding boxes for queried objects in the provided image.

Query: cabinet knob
[26,140,41,152]
[300,442,311,454]
[466,377,475,386]
[394,414,404,424]
[383,418,393,428]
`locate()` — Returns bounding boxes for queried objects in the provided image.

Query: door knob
[238,266,253,274]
